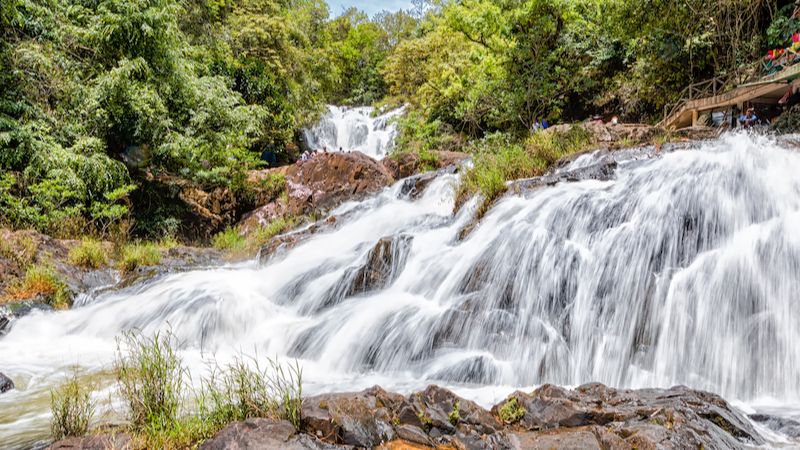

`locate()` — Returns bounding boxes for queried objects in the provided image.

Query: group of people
[298,146,350,163]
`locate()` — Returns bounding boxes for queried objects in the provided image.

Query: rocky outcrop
[0,372,14,393]
[382,151,469,180]
[195,383,764,450]
[280,152,394,215]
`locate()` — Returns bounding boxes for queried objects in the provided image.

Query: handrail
[660,67,759,126]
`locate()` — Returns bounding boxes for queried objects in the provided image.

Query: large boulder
[345,235,413,296]
[283,152,394,214]
[200,419,340,450]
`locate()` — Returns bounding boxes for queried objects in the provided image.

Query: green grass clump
[448,401,461,426]
[116,331,185,432]
[212,228,247,252]
[4,264,71,308]
[118,243,162,273]
[205,356,304,431]
[50,376,93,440]
[213,217,296,257]
[498,397,526,424]
[68,239,108,269]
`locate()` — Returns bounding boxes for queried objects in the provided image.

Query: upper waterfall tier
[302,105,405,159]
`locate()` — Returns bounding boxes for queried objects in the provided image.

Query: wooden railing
[661,66,760,126]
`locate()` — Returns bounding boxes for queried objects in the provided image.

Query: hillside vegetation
[0,0,789,241]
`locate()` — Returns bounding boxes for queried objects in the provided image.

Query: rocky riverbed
[51,383,766,450]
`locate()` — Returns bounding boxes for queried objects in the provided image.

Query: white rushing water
[3,133,800,447]
[303,105,405,158]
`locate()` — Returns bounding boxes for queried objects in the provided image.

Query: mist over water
[2,133,800,447]
[303,105,404,158]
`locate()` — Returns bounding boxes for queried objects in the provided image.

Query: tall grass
[204,356,303,430]
[115,331,185,432]
[50,376,93,440]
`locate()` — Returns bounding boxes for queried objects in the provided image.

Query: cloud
[327,0,413,16]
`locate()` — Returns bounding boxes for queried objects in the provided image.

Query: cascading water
[2,133,800,448]
[303,105,405,158]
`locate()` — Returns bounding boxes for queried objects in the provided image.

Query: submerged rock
[0,372,14,393]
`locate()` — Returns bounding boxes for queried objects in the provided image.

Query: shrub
[258,172,287,202]
[50,376,93,440]
[205,356,303,430]
[448,401,461,426]
[115,331,185,432]
[117,243,162,273]
[214,217,295,257]
[4,264,71,308]
[68,239,108,269]
[498,397,525,424]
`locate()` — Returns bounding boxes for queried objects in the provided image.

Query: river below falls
[3,133,800,448]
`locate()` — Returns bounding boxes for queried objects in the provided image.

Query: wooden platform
[661,64,800,129]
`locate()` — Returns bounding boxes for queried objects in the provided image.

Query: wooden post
[691,109,698,127]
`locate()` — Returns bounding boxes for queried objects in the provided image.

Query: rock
[302,386,402,447]
[750,413,800,438]
[48,432,132,450]
[0,372,14,393]
[345,235,413,296]
[284,152,394,214]
[492,383,764,450]
[238,201,289,236]
[200,418,342,450]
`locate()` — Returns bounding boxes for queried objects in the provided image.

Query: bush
[205,356,303,430]
[51,376,94,440]
[115,331,185,432]
[118,243,162,273]
[4,264,71,308]
[258,172,287,202]
[68,239,108,269]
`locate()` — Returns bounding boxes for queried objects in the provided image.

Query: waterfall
[3,133,800,447]
[303,105,405,158]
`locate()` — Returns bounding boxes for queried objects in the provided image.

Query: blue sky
[326,0,413,16]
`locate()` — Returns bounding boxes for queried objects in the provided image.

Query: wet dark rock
[750,413,800,438]
[431,356,499,384]
[345,234,413,296]
[47,432,132,450]
[200,419,340,450]
[0,372,14,393]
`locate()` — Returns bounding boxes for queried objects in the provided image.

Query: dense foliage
[0,0,791,240]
